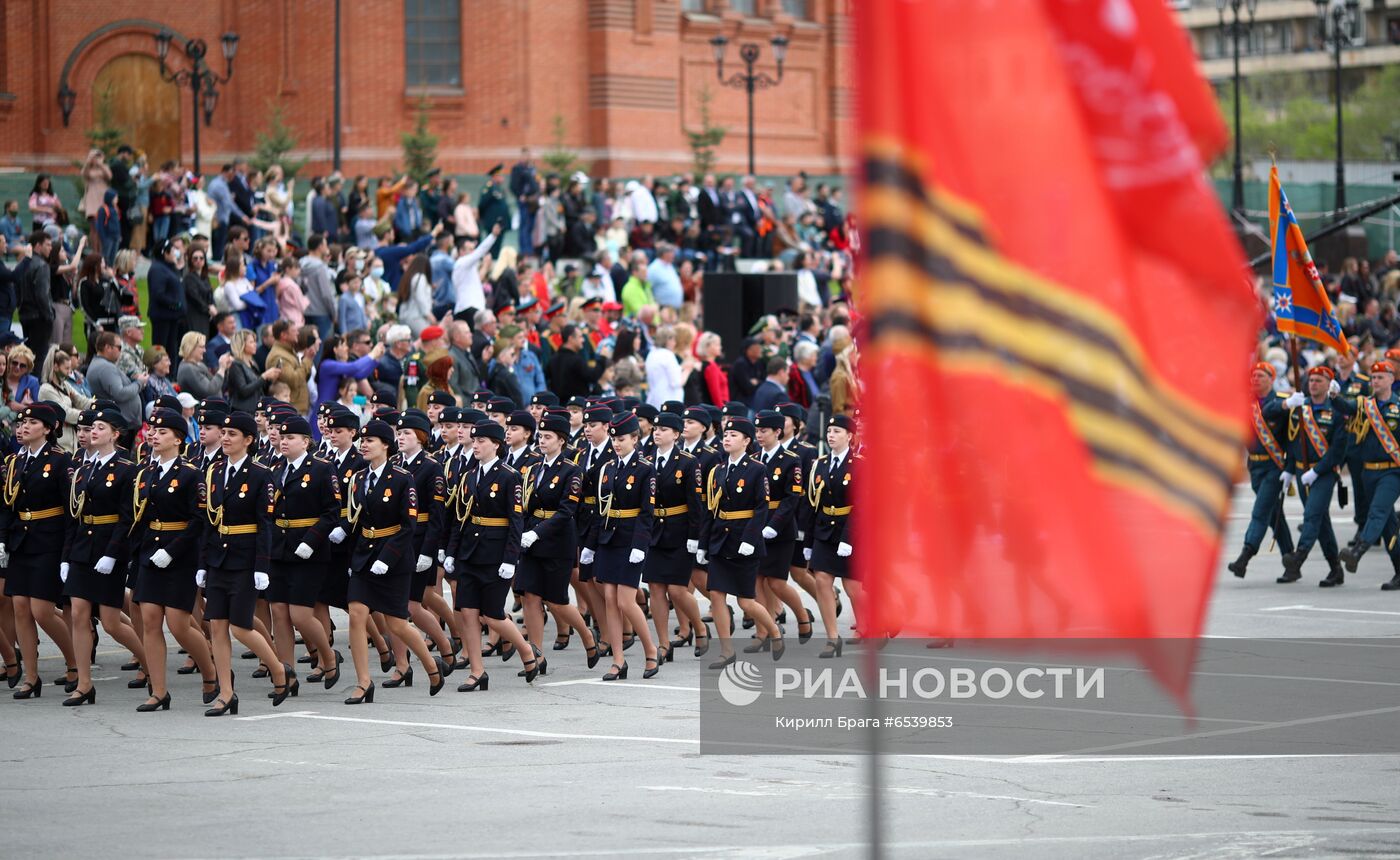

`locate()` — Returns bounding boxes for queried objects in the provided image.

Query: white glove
[196,569,207,587]
[580,548,595,565]
[1281,472,1295,490]
[0,542,7,568]
[294,542,314,560]
[520,530,538,549]
[803,547,812,561]
[1329,379,1341,397]
[696,550,708,565]
[253,571,270,590]
[443,556,455,574]
[837,542,852,558]
[329,526,347,545]
[95,556,115,575]
[762,526,777,540]
[738,542,755,557]
[371,560,389,576]
[1302,468,1319,487]
[797,530,804,541]
[498,563,515,580]
[151,549,172,569]
[59,562,69,583]
[1285,392,1306,409]
[437,549,446,563]
[416,554,432,572]
[628,548,646,564]
[686,539,699,554]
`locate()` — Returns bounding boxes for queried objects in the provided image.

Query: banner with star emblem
[1270,164,1348,354]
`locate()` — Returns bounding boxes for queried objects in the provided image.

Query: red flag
[855,0,1260,697]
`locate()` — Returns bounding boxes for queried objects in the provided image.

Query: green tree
[251,100,307,178]
[686,85,727,177]
[541,113,582,177]
[400,98,439,185]
[85,83,125,158]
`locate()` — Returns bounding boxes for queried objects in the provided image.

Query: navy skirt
[318,549,350,609]
[643,544,693,587]
[4,550,64,603]
[347,566,410,619]
[706,555,759,600]
[133,557,199,613]
[269,558,326,608]
[809,538,852,579]
[516,554,572,604]
[64,561,127,609]
[594,543,643,589]
[760,539,796,580]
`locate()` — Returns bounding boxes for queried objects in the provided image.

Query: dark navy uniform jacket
[130,457,205,570]
[699,454,768,562]
[648,447,703,550]
[0,443,72,553]
[759,446,804,543]
[595,452,654,555]
[268,454,342,561]
[63,452,138,566]
[446,460,522,569]
[397,449,447,562]
[521,456,583,559]
[348,464,418,575]
[804,451,856,549]
[201,456,274,573]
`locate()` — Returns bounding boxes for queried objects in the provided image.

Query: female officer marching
[517,412,600,671]
[342,420,449,704]
[267,414,343,689]
[60,406,147,705]
[443,421,538,691]
[198,411,293,716]
[2,402,79,698]
[804,415,859,657]
[131,408,219,711]
[385,409,459,687]
[697,416,784,668]
[586,412,661,681]
[642,411,706,664]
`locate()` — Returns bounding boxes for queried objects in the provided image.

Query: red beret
[1308,365,1336,380]
[1252,362,1276,379]
[1371,361,1394,375]
[420,325,445,343]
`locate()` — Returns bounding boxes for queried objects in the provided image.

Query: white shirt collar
[728,454,745,467]
[616,450,634,468]
[158,456,179,475]
[91,449,117,468]
[400,449,420,467]
[368,461,388,480]
[655,444,675,461]
[226,455,248,474]
[287,452,307,472]
[478,456,499,474]
[761,444,781,459]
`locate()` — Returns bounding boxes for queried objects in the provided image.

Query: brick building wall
[0,0,853,179]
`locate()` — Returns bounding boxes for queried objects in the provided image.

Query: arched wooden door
[92,54,180,167]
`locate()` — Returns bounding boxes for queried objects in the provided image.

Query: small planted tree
[542,113,582,177]
[86,83,125,158]
[401,98,439,185]
[686,85,727,177]
[252,100,307,178]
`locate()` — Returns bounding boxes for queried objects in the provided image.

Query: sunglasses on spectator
[12,362,29,369]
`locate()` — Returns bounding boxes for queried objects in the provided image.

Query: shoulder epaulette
[390,465,412,477]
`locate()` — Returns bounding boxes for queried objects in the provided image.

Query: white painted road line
[542,678,700,691]
[1260,603,1400,617]
[232,710,699,745]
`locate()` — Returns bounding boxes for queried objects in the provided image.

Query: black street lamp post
[709,34,789,176]
[1315,0,1361,215]
[1217,0,1257,219]
[155,29,239,176]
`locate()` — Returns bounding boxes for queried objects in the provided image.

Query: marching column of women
[0,397,861,711]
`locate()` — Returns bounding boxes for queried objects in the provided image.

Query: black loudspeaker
[702,272,799,356]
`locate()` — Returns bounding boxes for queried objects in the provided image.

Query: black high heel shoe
[378,648,394,673]
[270,676,300,699]
[819,638,843,659]
[127,670,150,689]
[585,643,601,669]
[482,641,503,658]
[621,634,636,652]
[270,664,295,706]
[671,631,694,650]
[499,642,516,662]
[251,663,270,680]
[201,678,221,705]
[13,678,41,699]
[429,657,448,696]
[797,610,815,644]
[519,656,540,684]
[120,659,141,671]
[204,695,239,717]
[743,637,772,654]
[457,672,488,692]
[383,667,413,688]
[552,632,571,651]
[4,661,20,689]
[656,645,673,664]
[63,686,96,706]
[771,638,786,662]
[62,667,79,693]
[518,645,545,678]
[344,683,375,705]
[602,662,628,681]
[176,660,199,675]
[136,692,171,712]
[695,623,712,658]
[708,654,736,671]
[321,658,342,690]
[643,655,660,679]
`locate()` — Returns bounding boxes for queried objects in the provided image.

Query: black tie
[656,454,666,476]
[365,470,377,497]
[225,464,237,490]
[281,463,292,488]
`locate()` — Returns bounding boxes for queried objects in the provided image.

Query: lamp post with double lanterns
[1315,0,1361,215]
[709,34,789,176]
[1217,0,1257,220]
[155,29,239,176]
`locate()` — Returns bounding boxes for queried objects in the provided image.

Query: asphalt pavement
[2,483,1399,859]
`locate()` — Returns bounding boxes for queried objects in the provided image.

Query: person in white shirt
[451,223,502,316]
[645,326,687,408]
